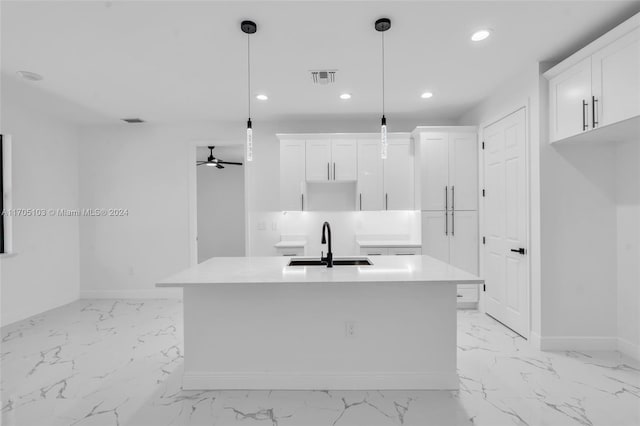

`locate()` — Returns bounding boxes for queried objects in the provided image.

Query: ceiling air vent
[122,118,145,123]
[310,69,337,85]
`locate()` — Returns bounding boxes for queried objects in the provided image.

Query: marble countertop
[157,255,483,287]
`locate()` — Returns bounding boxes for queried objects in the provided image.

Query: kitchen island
[157,255,483,390]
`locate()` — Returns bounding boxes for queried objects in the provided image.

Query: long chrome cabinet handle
[445,186,448,235]
[582,100,588,131]
[327,163,330,180]
[451,186,455,210]
[385,193,388,210]
[592,96,598,128]
[452,210,455,236]
[333,162,336,180]
[301,193,304,211]
[359,193,362,211]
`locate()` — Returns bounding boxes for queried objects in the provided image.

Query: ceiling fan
[196,146,243,169]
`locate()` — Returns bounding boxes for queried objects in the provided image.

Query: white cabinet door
[280,140,306,211]
[592,27,640,127]
[357,139,383,210]
[549,57,592,142]
[449,210,478,275]
[305,139,332,181]
[331,139,357,181]
[421,211,449,263]
[449,132,478,211]
[383,139,414,210]
[419,133,449,211]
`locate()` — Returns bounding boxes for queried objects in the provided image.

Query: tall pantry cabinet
[413,127,479,305]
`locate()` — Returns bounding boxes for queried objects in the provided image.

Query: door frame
[478,103,532,339]
[187,140,249,266]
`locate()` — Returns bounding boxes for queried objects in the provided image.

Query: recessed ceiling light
[16,70,43,81]
[471,29,491,42]
[340,93,352,100]
[256,94,268,101]
[421,92,434,99]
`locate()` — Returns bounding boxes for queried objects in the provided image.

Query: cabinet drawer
[276,247,305,257]
[388,247,422,256]
[456,287,478,303]
[360,247,389,256]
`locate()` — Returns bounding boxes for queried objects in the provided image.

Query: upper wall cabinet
[278,133,414,212]
[280,139,306,211]
[545,14,640,143]
[305,139,357,182]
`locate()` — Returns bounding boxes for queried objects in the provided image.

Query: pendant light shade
[375,18,391,159]
[242,20,257,161]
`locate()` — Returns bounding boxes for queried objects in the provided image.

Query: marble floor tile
[1,299,638,426]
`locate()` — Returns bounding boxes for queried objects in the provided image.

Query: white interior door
[482,108,529,337]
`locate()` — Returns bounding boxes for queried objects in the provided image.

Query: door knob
[510,248,526,255]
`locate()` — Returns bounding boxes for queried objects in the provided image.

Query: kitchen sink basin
[287,257,373,267]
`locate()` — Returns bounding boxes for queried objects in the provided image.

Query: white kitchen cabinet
[359,246,422,256]
[421,211,449,263]
[279,139,306,211]
[331,139,357,181]
[449,210,478,275]
[419,133,448,211]
[449,133,479,211]
[388,247,422,255]
[356,139,384,211]
[383,138,414,210]
[305,139,356,182]
[548,58,592,141]
[416,130,478,212]
[592,26,640,127]
[360,247,388,256]
[545,14,640,143]
[305,139,332,181]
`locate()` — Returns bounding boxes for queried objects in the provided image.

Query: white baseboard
[618,337,640,361]
[530,331,542,350]
[80,288,182,299]
[182,371,459,391]
[537,335,618,351]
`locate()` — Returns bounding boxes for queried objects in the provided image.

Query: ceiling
[2,1,639,124]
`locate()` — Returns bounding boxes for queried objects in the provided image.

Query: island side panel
[183,282,457,390]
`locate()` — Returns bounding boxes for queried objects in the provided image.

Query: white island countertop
[157,255,483,287]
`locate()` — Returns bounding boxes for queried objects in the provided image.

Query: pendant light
[375,18,391,159]
[241,20,257,161]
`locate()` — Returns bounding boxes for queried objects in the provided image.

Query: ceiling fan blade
[217,161,243,166]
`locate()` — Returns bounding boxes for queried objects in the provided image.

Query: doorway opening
[194,145,246,263]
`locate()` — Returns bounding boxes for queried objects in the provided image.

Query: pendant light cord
[247,33,251,120]
[381,31,385,117]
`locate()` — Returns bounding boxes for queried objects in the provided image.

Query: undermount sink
[287,257,373,267]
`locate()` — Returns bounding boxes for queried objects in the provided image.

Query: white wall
[0,75,80,325]
[197,146,245,262]
[78,117,444,297]
[616,140,640,358]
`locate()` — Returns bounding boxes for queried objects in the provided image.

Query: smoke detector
[310,69,337,85]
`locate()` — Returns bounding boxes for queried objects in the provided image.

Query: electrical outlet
[257,221,266,231]
[271,221,278,231]
[345,321,356,338]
